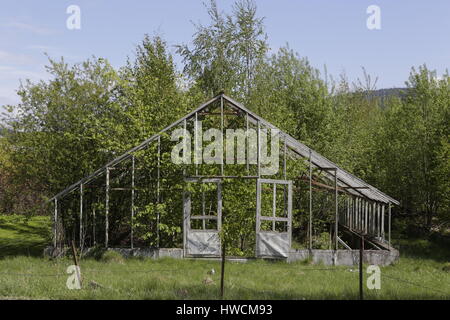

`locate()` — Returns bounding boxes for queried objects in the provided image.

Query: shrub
[442,262,450,273]
[100,250,125,264]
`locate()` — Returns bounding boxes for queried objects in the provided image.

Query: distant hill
[371,88,408,99]
[365,88,409,108]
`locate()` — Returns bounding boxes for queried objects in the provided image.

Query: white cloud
[0,49,49,109]
[0,95,18,106]
[6,22,57,36]
[26,45,82,62]
[0,66,46,80]
[0,50,36,65]
[27,44,57,51]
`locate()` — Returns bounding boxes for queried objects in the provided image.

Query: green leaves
[177,0,268,98]
[1,0,447,245]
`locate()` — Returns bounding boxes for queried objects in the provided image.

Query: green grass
[0,214,449,300]
[0,215,51,258]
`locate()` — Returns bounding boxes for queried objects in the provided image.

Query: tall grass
[0,255,448,300]
[0,215,448,300]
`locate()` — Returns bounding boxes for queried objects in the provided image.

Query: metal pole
[309,149,312,250]
[157,136,161,248]
[358,198,361,231]
[195,112,198,176]
[388,203,391,247]
[272,184,276,231]
[79,183,83,249]
[202,191,206,230]
[54,198,58,248]
[105,167,109,248]
[246,113,250,174]
[350,197,353,230]
[365,201,368,234]
[93,199,96,246]
[283,136,287,218]
[182,191,188,257]
[283,136,287,180]
[220,95,224,176]
[255,180,261,255]
[131,156,135,249]
[71,240,82,288]
[334,169,338,251]
[381,204,385,241]
[346,197,349,227]
[372,202,375,236]
[377,203,380,238]
[359,235,364,300]
[257,121,261,177]
[220,241,226,299]
[183,119,187,177]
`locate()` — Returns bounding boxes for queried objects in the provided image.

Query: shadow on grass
[0,215,51,259]
[147,282,445,300]
[395,237,450,263]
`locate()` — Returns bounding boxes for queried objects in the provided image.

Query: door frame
[183,178,222,257]
[256,178,293,258]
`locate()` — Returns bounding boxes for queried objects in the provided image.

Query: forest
[0,0,448,248]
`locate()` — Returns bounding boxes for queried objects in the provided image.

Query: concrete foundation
[44,246,399,266]
[94,247,184,259]
[44,246,184,259]
[287,249,399,266]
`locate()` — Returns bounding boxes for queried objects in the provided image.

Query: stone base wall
[288,249,399,266]
[44,246,399,266]
[44,246,184,259]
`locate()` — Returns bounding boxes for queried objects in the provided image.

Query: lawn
[0,215,51,258]
[0,215,449,300]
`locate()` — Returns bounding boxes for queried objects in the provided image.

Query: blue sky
[1,0,449,107]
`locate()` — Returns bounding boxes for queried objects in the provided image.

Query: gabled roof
[51,93,399,205]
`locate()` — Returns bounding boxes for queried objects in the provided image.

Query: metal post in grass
[131,156,135,249]
[381,204,385,241]
[246,113,250,174]
[388,203,391,247]
[359,235,364,300]
[220,95,224,176]
[80,183,83,249]
[220,241,226,299]
[309,148,312,250]
[105,167,110,248]
[157,136,161,248]
[71,240,82,288]
[334,168,338,251]
[257,120,261,178]
[93,199,96,246]
[54,198,58,248]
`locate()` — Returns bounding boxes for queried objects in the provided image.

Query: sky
[0,0,449,108]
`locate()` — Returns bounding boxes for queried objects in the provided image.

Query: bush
[100,250,125,264]
[314,232,332,250]
[442,262,450,273]
[83,246,106,260]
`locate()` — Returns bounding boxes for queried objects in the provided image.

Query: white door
[183,178,222,257]
[256,179,292,258]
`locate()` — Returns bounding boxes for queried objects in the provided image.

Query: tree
[248,46,332,149]
[3,56,123,212]
[375,66,449,231]
[177,0,268,99]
